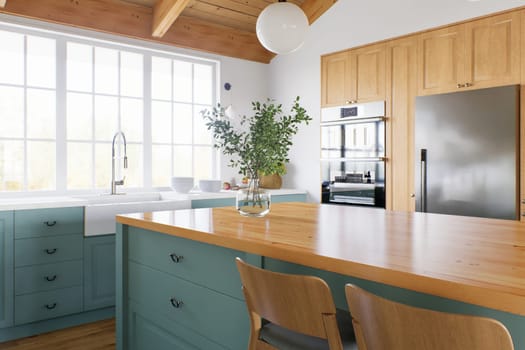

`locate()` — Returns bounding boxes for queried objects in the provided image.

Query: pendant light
[256,0,309,55]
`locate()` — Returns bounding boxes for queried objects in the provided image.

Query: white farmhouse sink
[79,192,191,236]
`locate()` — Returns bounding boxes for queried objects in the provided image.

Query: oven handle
[420,149,427,213]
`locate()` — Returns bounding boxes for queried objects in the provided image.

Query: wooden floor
[0,319,115,350]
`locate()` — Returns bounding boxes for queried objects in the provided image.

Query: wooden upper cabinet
[418,11,520,95]
[418,25,466,95]
[465,11,520,89]
[352,43,386,103]
[321,51,351,107]
[321,43,386,107]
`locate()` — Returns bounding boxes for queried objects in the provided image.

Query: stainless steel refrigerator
[415,85,519,220]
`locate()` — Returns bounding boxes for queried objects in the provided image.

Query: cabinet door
[464,11,520,89]
[418,25,466,95]
[321,51,352,107]
[352,43,386,102]
[386,37,417,212]
[84,235,116,311]
[0,211,13,329]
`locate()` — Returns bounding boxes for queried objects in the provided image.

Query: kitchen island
[116,202,525,349]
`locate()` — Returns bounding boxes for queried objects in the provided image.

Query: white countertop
[0,189,307,211]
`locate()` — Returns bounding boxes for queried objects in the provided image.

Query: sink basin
[74,192,163,205]
[81,192,191,236]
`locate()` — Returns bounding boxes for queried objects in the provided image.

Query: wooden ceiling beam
[301,0,336,24]
[0,0,274,63]
[152,0,192,37]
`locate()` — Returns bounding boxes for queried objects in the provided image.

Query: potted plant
[202,96,311,217]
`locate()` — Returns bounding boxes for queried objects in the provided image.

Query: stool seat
[236,258,357,350]
[260,309,357,350]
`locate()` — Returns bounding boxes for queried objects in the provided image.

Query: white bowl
[199,179,222,192]
[171,177,194,193]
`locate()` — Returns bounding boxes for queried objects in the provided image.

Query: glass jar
[236,180,271,217]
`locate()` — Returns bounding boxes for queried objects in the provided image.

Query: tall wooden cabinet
[321,43,386,107]
[386,37,417,212]
[418,11,520,95]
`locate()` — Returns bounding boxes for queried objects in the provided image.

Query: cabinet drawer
[14,286,82,325]
[128,227,246,299]
[129,262,249,350]
[15,207,83,238]
[128,301,227,350]
[15,235,83,267]
[15,260,82,295]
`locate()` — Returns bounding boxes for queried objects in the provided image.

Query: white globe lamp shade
[256,1,309,54]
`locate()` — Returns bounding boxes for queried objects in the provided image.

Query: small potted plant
[202,97,311,217]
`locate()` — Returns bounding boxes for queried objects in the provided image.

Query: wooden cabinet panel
[0,212,13,329]
[419,12,520,95]
[84,235,116,311]
[321,51,351,107]
[14,286,82,325]
[128,262,249,350]
[353,43,386,102]
[15,260,82,295]
[465,11,520,88]
[14,207,84,239]
[321,44,386,107]
[387,37,417,212]
[418,25,465,95]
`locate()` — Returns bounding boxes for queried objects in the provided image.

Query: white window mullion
[143,54,152,188]
[22,35,28,191]
[55,37,67,193]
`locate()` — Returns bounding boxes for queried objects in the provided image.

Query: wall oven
[321,101,386,207]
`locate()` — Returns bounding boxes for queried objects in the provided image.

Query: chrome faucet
[111,131,128,195]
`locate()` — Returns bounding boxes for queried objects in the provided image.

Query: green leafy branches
[202,96,311,180]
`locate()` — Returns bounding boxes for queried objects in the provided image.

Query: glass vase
[236,179,271,217]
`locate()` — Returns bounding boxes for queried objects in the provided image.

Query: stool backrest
[236,258,343,348]
[345,284,514,350]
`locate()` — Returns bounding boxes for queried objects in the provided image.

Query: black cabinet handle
[169,253,183,263]
[170,298,183,308]
[45,248,57,255]
[44,221,57,227]
[45,303,57,310]
[45,275,57,282]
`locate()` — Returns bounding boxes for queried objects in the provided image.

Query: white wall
[219,58,269,184]
[268,0,524,202]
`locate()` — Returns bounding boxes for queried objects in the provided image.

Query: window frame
[0,20,220,196]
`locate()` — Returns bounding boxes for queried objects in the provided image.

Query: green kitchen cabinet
[117,225,259,350]
[84,235,116,311]
[0,211,14,329]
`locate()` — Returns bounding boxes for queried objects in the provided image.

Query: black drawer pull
[45,248,57,255]
[45,275,57,282]
[170,298,183,308]
[169,253,183,263]
[44,221,57,227]
[45,303,57,310]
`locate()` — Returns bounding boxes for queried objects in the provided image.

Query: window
[0,23,218,194]
[66,43,144,190]
[151,56,216,187]
[0,30,56,191]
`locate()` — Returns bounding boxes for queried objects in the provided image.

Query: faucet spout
[111,131,128,195]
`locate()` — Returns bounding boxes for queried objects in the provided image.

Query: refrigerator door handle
[420,149,427,212]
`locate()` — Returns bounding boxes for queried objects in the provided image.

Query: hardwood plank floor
[0,319,115,350]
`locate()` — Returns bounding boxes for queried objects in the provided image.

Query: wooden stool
[345,284,514,350]
[236,258,357,350]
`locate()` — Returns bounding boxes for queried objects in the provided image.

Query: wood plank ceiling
[0,0,336,63]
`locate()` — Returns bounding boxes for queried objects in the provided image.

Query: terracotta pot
[259,174,282,189]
